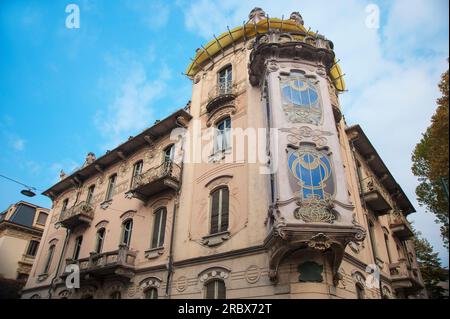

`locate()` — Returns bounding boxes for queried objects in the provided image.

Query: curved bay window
[95,228,105,253]
[288,145,334,200]
[144,288,158,299]
[280,73,322,125]
[43,244,55,274]
[218,65,232,95]
[205,279,226,299]
[210,187,229,234]
[72,236,83,260]
[214,117,231,153]
[121,219,133,247]
[151,208,167,248]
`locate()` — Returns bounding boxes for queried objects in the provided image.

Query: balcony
[58,201,94,229]
[389,259,424,294]
[206,82,237,113]
[361,176,391,215]
[130,161,181,201]
[64,245,136,281]
[389,211,414,240]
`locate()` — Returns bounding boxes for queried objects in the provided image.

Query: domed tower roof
[185,9,346,91]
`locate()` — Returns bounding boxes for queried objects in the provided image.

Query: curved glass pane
[288,146,334,199]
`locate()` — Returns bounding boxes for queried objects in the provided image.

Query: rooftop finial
[59,169,67,180]
[290,12,304,26]
[84,152,96,166]
[248,7,266,24]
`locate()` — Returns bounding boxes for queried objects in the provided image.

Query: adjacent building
[22,9,425,299]
[0,201,49,284]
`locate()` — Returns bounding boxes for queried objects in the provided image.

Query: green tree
[412,229,448,299]
[412,64,449,248]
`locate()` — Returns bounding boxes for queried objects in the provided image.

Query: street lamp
[0,174,39,197]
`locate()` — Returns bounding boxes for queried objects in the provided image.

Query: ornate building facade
[0,201,49,284]
[22,9,425,299]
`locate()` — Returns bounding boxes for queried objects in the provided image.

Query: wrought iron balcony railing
[131,161,181,201]
[58,201,94,229]
[65,245,136,280]
[361,176,391,215]
[206,82,237,113]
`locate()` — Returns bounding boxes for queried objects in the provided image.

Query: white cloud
[180,0,449,263]
[125,0,170,30]
[95,52,172,149]
[12,137,25,151]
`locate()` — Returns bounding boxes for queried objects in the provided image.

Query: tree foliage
[412,229,448,299]
[412,64,449,249]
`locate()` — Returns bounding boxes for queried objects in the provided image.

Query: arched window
[280,73,322,125]
[218,65,232,95]
[164,145,175,163]
[95,228,105,253]
[105,174,117,201]
[144,288,158,299]
[214,117,231,153]
[110,291,121,299]
[288,145,334,200]
[131,160,144,188]
[43,244,55,274]
[151,208,167,249]
[356,283,365,299]
[205,279,226,299]
[121,219,133,247]
[86,185,95,205]
[73,236,83,260]
[210,187,229,234]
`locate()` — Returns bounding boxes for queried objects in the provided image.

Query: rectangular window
[210,188,229,234]
[86,185,95,205]
[384,233,392,264]
[121,220,133,247]
[105,174,117,201]
[26,240,40,257]
[368,220,378,258]
[61,199,69,212]
[131,161,143,188]
[36,212,48,225]
[73,236,83,260]
[43,245,55,274]
[151,208,167,248]
[95,228,105,254]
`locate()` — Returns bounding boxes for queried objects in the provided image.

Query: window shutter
[210,191,220,234]
[220,188,229,232]
[205,281,215,299]
[217,280,226,299]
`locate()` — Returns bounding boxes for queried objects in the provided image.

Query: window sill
[100,199,113,210]
[37,273,48,282]
[145,246,164,259]
[208,148,232,163]
[202,231,230,247]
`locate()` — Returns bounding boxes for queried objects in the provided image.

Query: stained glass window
[288,146,334,200]
[280,74,322,125]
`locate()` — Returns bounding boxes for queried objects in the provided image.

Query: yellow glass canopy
[185,18,346,92]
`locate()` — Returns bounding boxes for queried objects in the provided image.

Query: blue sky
[0,0,448,265]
